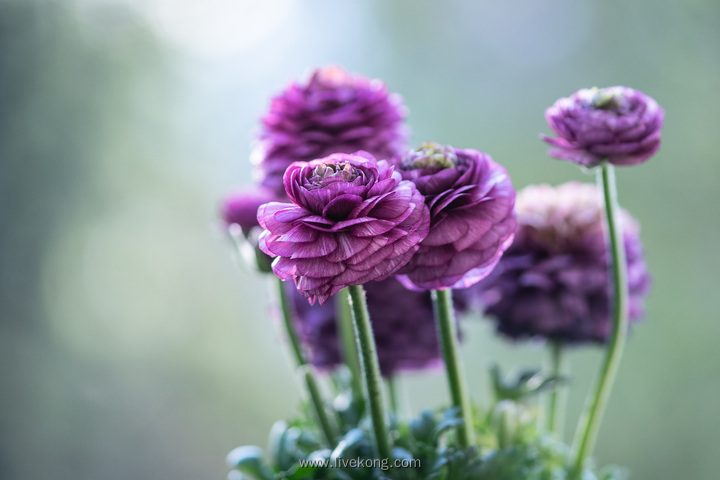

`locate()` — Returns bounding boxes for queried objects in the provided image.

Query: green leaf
[409,410,436,443]
[490,364,569,402]
[330,428,368,462]
[226,446,274,480]
[432,408,464,443]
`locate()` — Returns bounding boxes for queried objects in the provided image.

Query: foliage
[227,375,623,480]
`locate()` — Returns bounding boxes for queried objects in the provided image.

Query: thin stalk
[546,341,566,437]
[497,405,514,450]
[431,289,475,448]
[347,284,391,460]
[276,278,336,446]
[335,288,364,404]
[277,278,305,367]
[571,164,629,475]
[386,376,399,417]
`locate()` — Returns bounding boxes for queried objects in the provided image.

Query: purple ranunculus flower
[393,142,517,291]
[474,182,651,344]
[286,277,466,377]
[221,186,282,237]
[221,186,282,273]
[542,86,664,168]
[253,66,409,196]
[257,152,430,305]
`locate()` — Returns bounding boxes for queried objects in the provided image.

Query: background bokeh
[1,0,719,479]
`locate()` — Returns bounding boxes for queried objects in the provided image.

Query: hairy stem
[432,289,474,448]
[347,284,391,459]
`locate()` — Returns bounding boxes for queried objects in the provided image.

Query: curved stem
[571,164,629,475]
[347,284,391,460]
[432,289,474,448]
[276,278,336,446]
[546,341,565,437]
[335,288,363,404]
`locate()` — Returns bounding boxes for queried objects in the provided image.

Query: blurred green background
[1,0,719,478]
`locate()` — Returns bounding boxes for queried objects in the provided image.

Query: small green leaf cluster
[227,379,624,480]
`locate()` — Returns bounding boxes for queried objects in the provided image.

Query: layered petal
[468,182,651,344]
[542,86,664,167]
[394,143,516,290]
[257,152,430,304]
[253,66,409,196]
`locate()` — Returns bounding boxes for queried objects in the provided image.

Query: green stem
[571,164,629,475]
[335,288,364,404]
[432,289,474,448]
[546,341,565,437]
[386,376,399,417]
[301,367,336,442]
[347,284,391,460]
[497,404,514,450]
[277,278,305,367]
[276,278,336,446]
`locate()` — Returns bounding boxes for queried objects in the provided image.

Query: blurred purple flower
[253,66,409,196]
[394,142,516,291]
[473,182,651,344]
[542,86,664,167]
[221,186,282,237]
[220,186,282,273]
[287,277,466,377]
[258,152,429,305]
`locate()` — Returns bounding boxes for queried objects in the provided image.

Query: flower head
[394,143,516,291]
[220,186,282,273]
[221,186,282,237]
[254,66,409,195]
[287,278,466,376]
[474,182,651,344]
[542,86,664,167]
[258,152,430,305]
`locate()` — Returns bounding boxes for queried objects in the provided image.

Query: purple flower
[542,86,664,168]
[286,277,466,377]
[473,182,651,344]
[393,142,516,291]
[257,152,430,305]
[253,66,409,196]
[221,186,282,237]
[221,186,282,273]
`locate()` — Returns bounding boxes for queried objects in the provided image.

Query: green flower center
[589,87,626,113]
[402,142,457,169]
